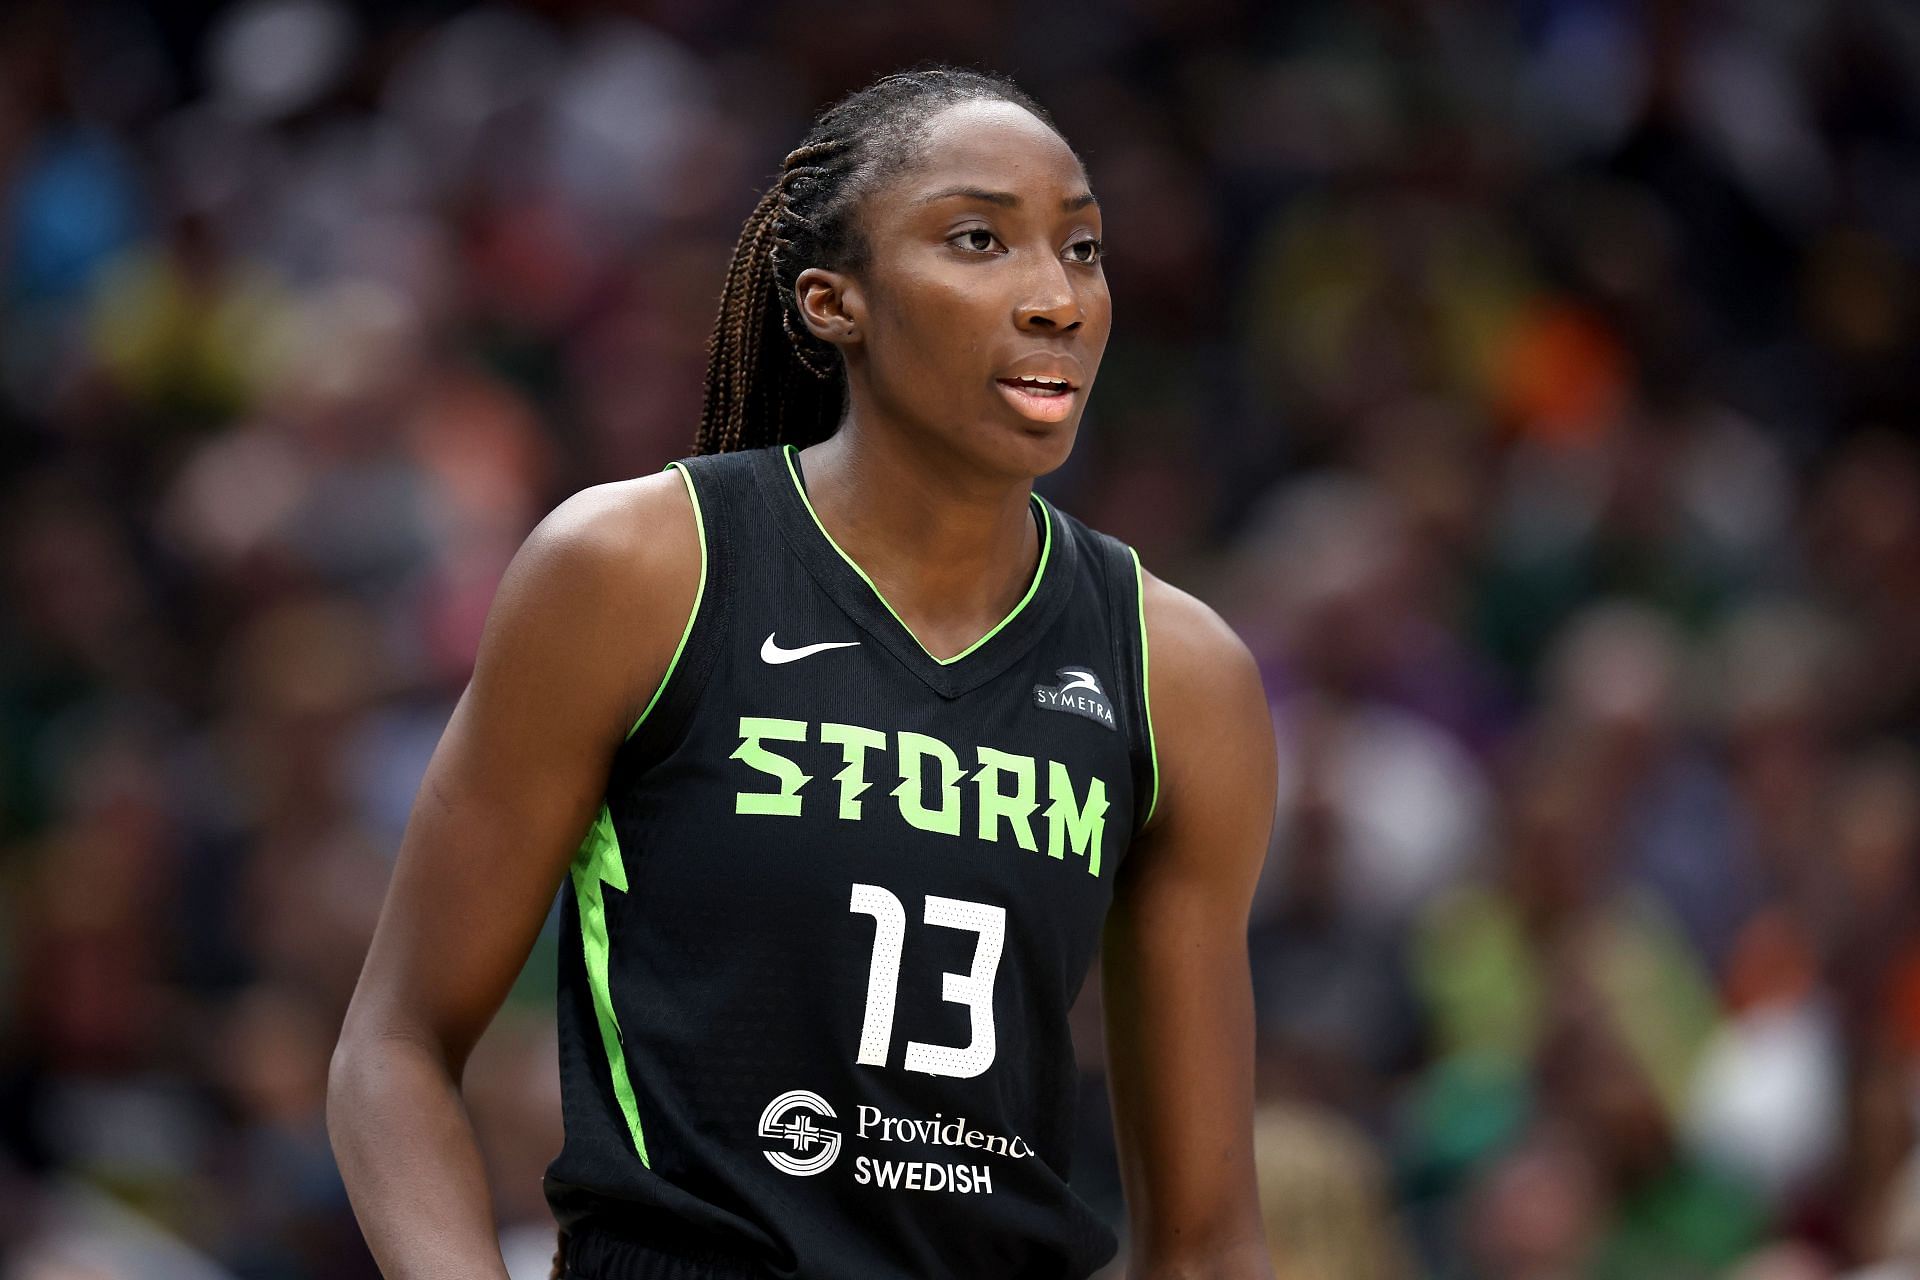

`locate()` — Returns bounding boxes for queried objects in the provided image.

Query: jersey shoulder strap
[1050,504,1160,835]
[611,448,756,773]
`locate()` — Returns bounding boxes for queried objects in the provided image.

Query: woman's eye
[952,229,1000,253]
[1067,238,1105,264]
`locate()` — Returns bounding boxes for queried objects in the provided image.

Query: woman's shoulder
[528,468,701,596]
[494,469,704,721]
[1112,555,1272,842]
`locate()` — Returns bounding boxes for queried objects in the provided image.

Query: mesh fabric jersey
[544,444,1157,1280]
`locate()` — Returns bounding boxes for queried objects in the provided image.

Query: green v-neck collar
[750,443,1076,700]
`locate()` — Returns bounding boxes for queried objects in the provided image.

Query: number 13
[848,883,1006,1079]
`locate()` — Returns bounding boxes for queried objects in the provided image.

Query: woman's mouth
[995,376,1078,423]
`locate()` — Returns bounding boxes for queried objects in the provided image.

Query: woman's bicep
[1100,571,1278,1271]
[340,474,700,1075]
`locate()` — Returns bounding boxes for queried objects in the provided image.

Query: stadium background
[5,0,1920,1276]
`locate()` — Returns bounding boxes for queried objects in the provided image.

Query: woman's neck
[794,425,1041,662]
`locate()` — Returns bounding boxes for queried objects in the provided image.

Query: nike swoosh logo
[761,632,862,664]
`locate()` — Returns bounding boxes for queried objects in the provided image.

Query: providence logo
[855,1106,1035,1159]
[1032,666,1115,730]
[755,1091,1028,1195]
[759,1089,841,1176]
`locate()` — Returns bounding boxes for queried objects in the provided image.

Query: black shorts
[561,1226,768,1280]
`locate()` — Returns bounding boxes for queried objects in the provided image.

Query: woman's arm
[1101,566,1280,1280]
[326,470,701,1280]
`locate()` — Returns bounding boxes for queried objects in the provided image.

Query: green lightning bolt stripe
[575,460,708,1165]
[571,803,648,1164]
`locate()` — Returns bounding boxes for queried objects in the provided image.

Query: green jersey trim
[780,444,1052,667]
[571,803,650,1165]
[575,461,708,1164]
[625,460,709,741]
[1129,545,1160,826]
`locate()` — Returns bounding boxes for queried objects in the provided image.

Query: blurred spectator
[5,1,1920,1276]
[1253,1101,1416,1280]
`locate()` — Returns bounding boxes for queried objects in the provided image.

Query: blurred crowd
[5,0,1920,1277]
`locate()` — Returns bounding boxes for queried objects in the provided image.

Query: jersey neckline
[750,443,1078,700]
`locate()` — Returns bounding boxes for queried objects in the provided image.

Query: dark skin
[328,99,1278,1280]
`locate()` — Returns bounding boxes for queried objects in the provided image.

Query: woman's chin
[989,415,1079,478]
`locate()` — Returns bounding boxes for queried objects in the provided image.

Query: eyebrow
[919,185,1100,212]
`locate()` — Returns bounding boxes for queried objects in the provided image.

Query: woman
[327,65,1278,1280]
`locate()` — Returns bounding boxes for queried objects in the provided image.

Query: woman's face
[798,99,1111,480]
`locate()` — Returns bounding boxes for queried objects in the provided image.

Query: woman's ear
[795,267,862,351]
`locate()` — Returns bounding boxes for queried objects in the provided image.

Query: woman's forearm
[327,1030,516,1280]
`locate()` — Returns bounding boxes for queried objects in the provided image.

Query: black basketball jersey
[542,443,1158,1280]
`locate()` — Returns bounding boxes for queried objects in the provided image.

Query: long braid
[698,183,788,454]
[692,138,851,456]
[692,63,1071,455]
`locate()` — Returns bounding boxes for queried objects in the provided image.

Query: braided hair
[693,64,1071,455]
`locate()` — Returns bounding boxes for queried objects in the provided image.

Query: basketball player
[328,66,1279,1280]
